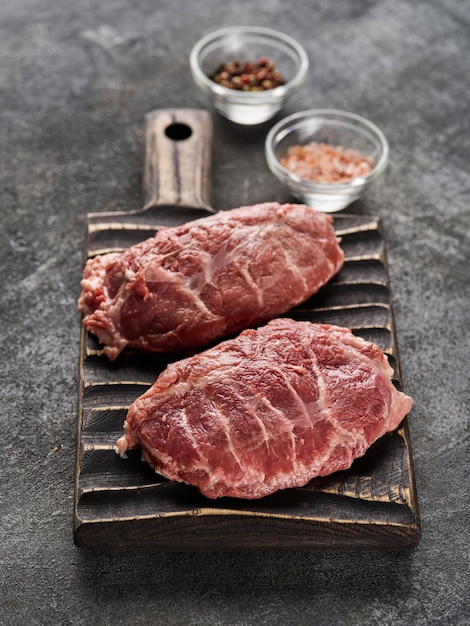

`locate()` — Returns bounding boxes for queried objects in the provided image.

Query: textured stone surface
[0,0,468,624]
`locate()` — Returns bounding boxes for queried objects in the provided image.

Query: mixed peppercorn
[209,57,286,91]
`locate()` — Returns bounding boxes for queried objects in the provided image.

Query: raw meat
[78,203,344,360]
[116,319,413,500]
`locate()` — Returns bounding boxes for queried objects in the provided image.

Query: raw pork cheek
[78,202,344,360]
[116,319,413,500]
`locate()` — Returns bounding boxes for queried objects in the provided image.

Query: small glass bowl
[189,26,309,125]
[265,109,389,212]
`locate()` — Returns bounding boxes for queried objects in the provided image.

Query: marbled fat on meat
[116,319,413,499]
[78,203,344,360]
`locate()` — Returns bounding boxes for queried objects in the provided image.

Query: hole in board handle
[165,123,192,141]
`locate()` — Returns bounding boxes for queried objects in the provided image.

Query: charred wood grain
[75,213,420,551]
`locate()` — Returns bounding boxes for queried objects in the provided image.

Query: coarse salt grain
[280,142,373,183]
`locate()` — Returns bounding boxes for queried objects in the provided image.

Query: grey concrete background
[1,0,468,624]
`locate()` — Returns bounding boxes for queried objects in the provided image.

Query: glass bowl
[265,109,389,212]
[189,26,309,125]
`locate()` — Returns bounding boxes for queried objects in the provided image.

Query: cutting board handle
[142,108,214,213]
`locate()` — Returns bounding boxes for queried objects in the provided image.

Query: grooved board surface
[74,213,420,551]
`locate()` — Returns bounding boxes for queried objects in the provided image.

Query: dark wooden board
[74,215,420,551]
[74,109,420,551]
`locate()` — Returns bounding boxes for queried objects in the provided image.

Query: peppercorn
[209,58,286,91]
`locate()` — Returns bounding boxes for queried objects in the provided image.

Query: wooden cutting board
[74,109,420,551]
